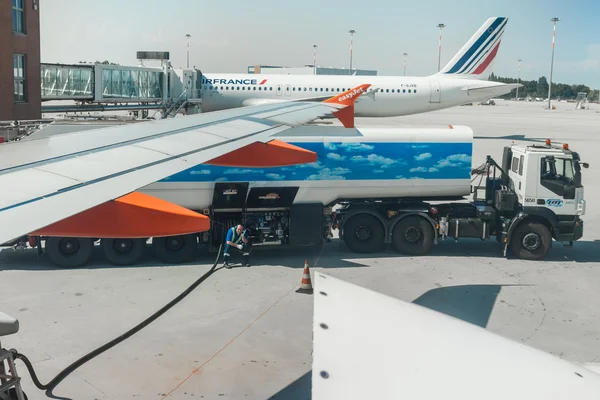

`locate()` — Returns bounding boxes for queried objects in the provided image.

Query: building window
[12,0,25,34]
[14,54,26,102]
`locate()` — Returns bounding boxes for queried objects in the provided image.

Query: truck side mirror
[582,162,589,168]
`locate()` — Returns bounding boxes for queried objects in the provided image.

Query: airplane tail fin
[435,17,507,80]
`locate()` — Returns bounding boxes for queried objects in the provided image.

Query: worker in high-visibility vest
[223,224,251,268]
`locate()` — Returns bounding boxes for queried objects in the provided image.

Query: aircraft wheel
[152,234,197,264]
[392,216,434,256]
[101,238,146,266]
[342,214,385,253]
[45,237,94,268]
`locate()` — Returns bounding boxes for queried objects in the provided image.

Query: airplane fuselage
[198,73,510,117]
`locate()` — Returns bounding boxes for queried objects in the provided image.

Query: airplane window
[270,87,273,91]
[414,90,417,93]
[293,87,296,91]
[237,86,240,90]
[242,87,245,90]
[391,89,395,93]
[226,86,229,90]
[320,88,323,91]
[304,87,307,91]
[408,90,412,93]
[326,88,329,92]
[386,89,389,93]
[253,87,256,90]
[403,89,406,93]
[309,88,312,91]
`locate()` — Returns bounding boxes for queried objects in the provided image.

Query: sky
[40,0,600,87]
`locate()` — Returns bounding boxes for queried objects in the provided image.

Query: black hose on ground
[12,244,223,398]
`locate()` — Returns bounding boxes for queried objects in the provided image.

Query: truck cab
[501,139,587,257]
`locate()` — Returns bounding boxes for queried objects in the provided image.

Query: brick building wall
[0,0,41,121]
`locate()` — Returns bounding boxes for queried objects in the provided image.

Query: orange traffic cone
[296,260,313,294]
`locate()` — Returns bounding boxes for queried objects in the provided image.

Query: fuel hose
[12,243,223,398]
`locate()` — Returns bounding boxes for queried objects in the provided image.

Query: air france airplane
[199,17,520,117]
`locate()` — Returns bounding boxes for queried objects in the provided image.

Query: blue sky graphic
[163,141,473,182]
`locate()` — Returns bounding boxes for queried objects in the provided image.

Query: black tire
[342,214,385,253]
[152,234,198,264]
[45,237,94,268]
[8,388,28,400]
[391,216,434,256]
[509,221,552,260]
[101,238,146,266]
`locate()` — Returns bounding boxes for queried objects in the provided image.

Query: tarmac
[1,99,600,399]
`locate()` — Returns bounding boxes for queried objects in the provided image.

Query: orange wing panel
[205,140,316,167]
[29,192,210,238]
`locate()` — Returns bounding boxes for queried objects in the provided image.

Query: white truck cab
[500,139,587,258]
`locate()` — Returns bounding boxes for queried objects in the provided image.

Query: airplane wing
[0,84,371,245]
[312,273,600,399]
[462,82,523,94]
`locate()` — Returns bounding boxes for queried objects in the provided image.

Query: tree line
[488,72,599,101]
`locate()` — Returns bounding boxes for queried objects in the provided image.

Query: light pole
[403,52,408,76]
[348,29,356,75]
[313,45,317,75]
[185,33,191,68]
[437,23,445,72]
[516,58,521,99]
[548,18,559,110]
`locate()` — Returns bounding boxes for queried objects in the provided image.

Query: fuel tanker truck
[32,124,587,267]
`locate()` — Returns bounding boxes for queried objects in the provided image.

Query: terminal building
[0,0,41,121]
[247,65,377,76]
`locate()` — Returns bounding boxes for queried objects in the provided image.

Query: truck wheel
[510,221,552,260]
[343,214,385,253]
[46,237,94,268]
[152,234,197,264]
[392,216,434,256]
[101,238,146,266]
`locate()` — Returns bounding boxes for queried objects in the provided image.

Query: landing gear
[45,237,94,268]
[510,221,552,260]
[101,238,146,266]
[152,234,198,264]
[342,214,385,253]
[392,216,434,256]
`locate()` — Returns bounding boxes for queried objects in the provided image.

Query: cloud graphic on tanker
[223,168,262,175]
[327,153,346,161]
[351,154,397,166]
[190,169,211,175]
[340,143,374,152]
[414,152,432,161]
[265,173,285,180]
[307,167,351,180]
[435,154,472,168]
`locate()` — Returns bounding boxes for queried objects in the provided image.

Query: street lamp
[403,52,408,76]
[548,18,559,109]
[185,33,191,68]
[313,45,317,75]
[437,23,445,72]
[516,58,522,100]
[348,29,356,75]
